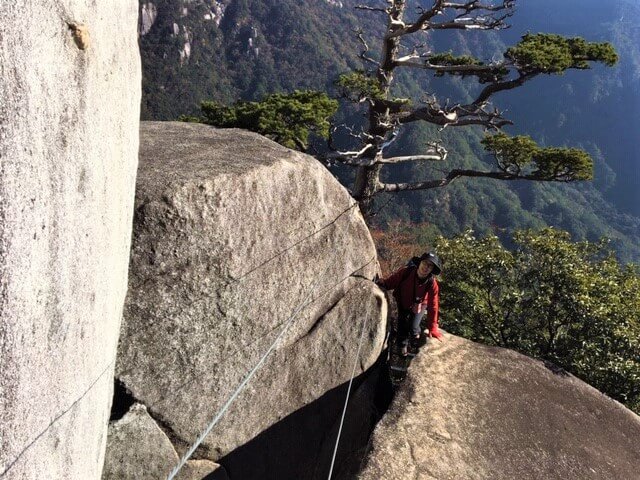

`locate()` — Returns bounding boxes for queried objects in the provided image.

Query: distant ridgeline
[138,0,640,263]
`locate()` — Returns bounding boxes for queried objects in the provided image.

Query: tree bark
[353,1,407,215]
[353,163,383,214]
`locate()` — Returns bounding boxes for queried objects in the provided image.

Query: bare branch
[324,153,377,167]
[380,166,574,193]
[326,141,447,167]
[390,72,536,129]
[428,12,512,30]
[326,123,378,162]
[415,0,447,14]
[443,0,516,14]
[326,152,446,167]
[386,0,445,39]
[356,29,380,66]
[398,102,512,129]
[355,4,389,14]
[387,0,513,38]
[380,128,400,151]
[393,92,513,130]
[380,170,511,192]
[412,0,447,24]
[379,153,447,164]
[395,58,509,75]
[336,143,375,158]
[396,52,422,63]
[472,72,536,105]
[335,124,376,143]
[397,41,430,61]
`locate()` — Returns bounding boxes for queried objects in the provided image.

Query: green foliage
[198,90,338,150]
[506,33,618,74]
[335,70,385,102]
[177,115,201,123]
[427,52,509,82]
[482,133,593,181]
[481,133,539,171]
[533,147,593,181]
[435,228,640,413]
[428,52,482,67]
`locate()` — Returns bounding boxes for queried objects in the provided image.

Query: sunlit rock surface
[359,333,640,480]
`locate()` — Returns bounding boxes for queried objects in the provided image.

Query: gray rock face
[110,122,386,468]
[359,333,640,480]
[103,404,227,480]
[0,2,140,478]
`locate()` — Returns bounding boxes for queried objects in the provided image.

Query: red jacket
[379,266,439,330]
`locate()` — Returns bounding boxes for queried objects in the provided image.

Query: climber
[376,252,442,356]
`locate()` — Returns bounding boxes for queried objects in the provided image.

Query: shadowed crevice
[109,379,196,458]
[109,379,136,422]
[215,351,394,480]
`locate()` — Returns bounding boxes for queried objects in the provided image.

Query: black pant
[397,308,426,348]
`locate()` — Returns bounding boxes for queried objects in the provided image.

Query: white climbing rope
[166,269,328,480]
[167,253,375,480]
[326,311,371,480]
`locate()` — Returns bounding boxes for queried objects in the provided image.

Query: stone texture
[180,460,228,480]
[103,403,227,480]
[0,1,140,478]
[111,122,386,464]
[359,333,640,480]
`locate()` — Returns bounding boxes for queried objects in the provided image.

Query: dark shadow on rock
[543,359,570,376]
[202,466,231,480]
[110,379,136,421]
[212,353,393,480]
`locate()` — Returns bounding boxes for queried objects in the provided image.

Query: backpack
[400,256,421,283]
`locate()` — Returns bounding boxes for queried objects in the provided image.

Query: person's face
[417,259,434,278]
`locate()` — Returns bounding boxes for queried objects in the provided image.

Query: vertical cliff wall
[0,2,140,478]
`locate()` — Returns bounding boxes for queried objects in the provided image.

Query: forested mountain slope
[139,0,640,261]
[503,0,640,218]
[139,0,365,118]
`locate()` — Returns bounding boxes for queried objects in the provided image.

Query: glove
[429,325,443,342]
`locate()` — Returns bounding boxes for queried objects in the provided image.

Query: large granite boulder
[0,2,140,479]
[359,333,640,480]
[106,122,386,473]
